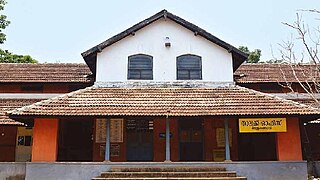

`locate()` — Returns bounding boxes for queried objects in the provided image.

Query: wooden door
[238,133,277,161]
[57,119,93,161]
[126,119,153,161]
[179,119,203,161]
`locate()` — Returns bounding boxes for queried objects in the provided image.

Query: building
[0,63,93,162]
[8,9,320,162]
[1,10,320,180]
[235,63,320,161]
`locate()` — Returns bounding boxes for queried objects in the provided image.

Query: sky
[1,0,319,63]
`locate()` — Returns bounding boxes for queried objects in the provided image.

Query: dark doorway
[0,126,17,162]
[238,133,277,161]
[303,123,320,160]
[57,119,93,161]
[126,119,153,161]
[179,119,203,161]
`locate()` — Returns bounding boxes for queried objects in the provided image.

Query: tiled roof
[235,64,320,83]
[294,99,320,123]
[295,99,320,109]
[0,99,42,125]
[9,86,320,117]
[0,63,93,83]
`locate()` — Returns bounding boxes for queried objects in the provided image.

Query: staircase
[92,166,247,180]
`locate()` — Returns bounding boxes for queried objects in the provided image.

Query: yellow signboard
[239,118,287,133]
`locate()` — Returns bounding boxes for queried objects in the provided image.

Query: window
[17,136,32,146]
[177,54,202,80]
[128,54,153,80]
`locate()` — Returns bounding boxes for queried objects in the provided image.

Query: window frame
[176,54,202,80]
[127,54,153,80]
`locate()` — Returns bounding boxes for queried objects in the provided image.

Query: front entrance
[179,119,203,161]
[126,119,153,161]
[238,133,277,161]
[57,119,93,161]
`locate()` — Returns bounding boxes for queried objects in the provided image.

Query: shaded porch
[30,116,303,163]
[8,84,320,164]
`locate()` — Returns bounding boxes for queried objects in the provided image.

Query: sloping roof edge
[81,9,248,73]
[8,85,320,120]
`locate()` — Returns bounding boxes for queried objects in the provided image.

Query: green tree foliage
[0,49,37,63]
[0,0,37,63]
[0,0,10,44]
[239,46,262,63]
[265,59,284,63]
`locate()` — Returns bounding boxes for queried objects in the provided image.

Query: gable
[82,10,248,75]
[95,18,235,82]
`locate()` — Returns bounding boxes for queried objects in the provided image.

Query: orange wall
[32,118,59,162]
[276,117,302,160]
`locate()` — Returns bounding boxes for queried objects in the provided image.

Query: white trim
[271,93,320,100]
[94,81,234,88]
[0,93,63,99]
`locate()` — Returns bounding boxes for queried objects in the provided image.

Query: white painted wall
[96,18,234,82]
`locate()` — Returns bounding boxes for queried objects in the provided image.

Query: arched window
[177,54,202,80]
[128,54,153,80]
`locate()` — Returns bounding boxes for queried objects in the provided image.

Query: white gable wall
[96,19,234,82]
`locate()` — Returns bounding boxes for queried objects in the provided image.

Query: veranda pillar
[225,119,231,161]
[165,117,171,162]
[105,119,110,161]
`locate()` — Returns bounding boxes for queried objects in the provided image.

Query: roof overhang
[8,83,320,123]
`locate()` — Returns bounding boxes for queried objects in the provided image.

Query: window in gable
[177,54,202,80]
[128,54,153,80]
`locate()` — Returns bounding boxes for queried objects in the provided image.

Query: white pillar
[105,119,110,161]
[224,119,231,161]
[165,117,171,162]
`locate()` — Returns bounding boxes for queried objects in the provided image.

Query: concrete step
[93,166,247,180]
[92,177,247,180]
[110,166,226,172]
[101,171,237,178]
